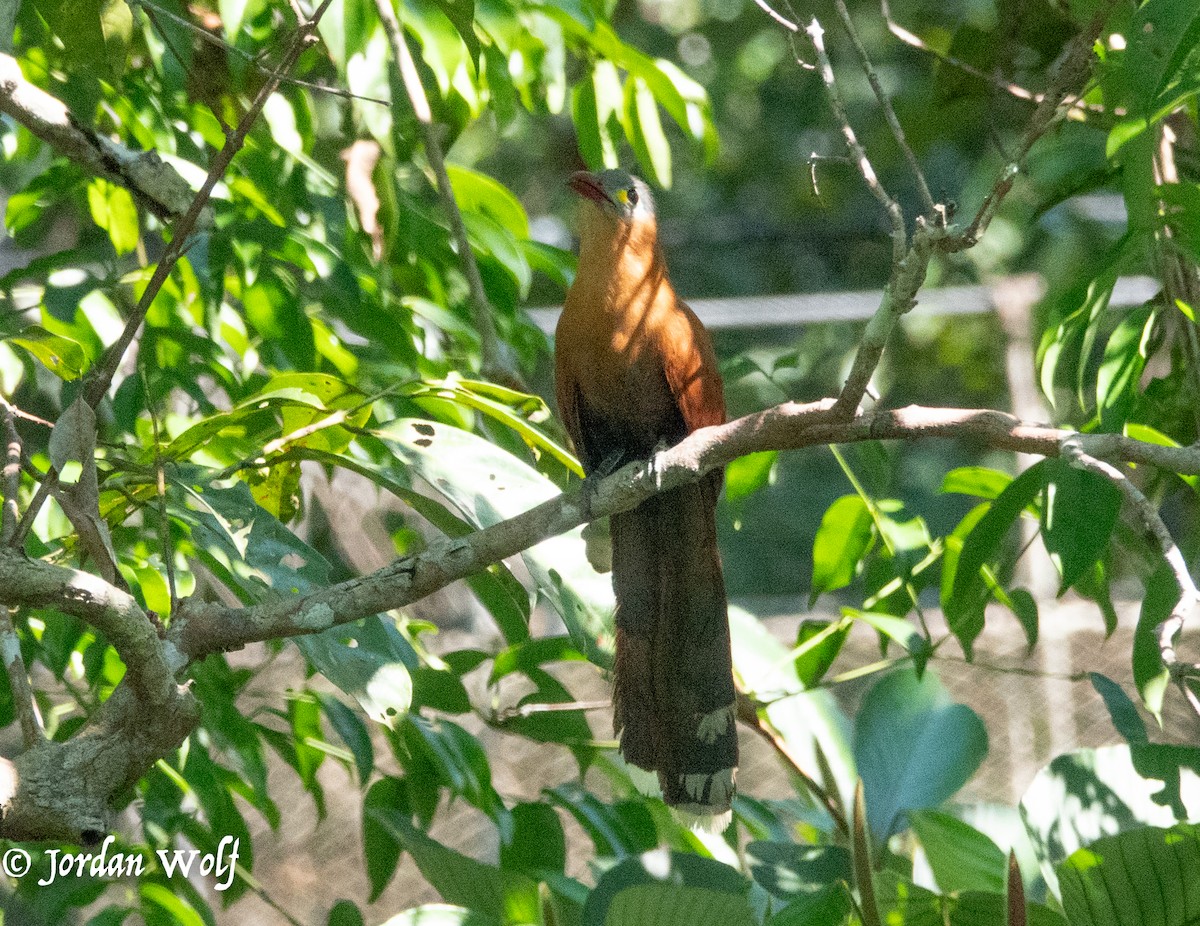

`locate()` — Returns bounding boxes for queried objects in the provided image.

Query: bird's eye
[627,187,639,206]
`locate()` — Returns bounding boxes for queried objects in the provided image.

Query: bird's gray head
[568,169,655,222]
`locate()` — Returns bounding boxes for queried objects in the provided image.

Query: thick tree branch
[171,400,1200,658]
[0,552,185,706]
[0,53,193,220]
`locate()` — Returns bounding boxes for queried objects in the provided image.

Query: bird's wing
[661,297,726,434]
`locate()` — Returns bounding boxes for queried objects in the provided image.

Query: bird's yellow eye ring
[615,188,628,204]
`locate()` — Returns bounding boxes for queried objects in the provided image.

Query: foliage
[0,0,1199,921]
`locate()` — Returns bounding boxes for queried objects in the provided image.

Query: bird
[555,168,737,828]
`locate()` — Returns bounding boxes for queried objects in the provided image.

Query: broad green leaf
[604,883,757,926]
[745,841,851,900]
[1126,0,1200,111]
[1020,745,1200,896]
[764,885,851,926]
[370,810,541,925]
[731,605,855,815]
[87,178,139,255]
[854,668,988,838]
[446,165,529,239]
[362,777,409,901]
[947,464,1046,657]
[724,450,777,505]
[1089,673,1148,745]
[583,849,753,926]
[941,467,1013,500]
[317,693,376,781]
[844,610,930,673]
[1134,565,1177,721]
[624,76,671,188]
[329,900,366,926]
[297,617,414,729]
[792,619,851,689]
[910,809,1007,895]
[500,802,566,875]
[380,907,498,926]
[810,495,874,602]
[9,326,88,380]
[373,418,613,666]
[1040,459,1122,592]
[1058,825,1200,926]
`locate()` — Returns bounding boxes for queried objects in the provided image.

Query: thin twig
[946,2,1112,250]
[736,692,849,836]
[128,0,390,107]
[1,396,20,546]
[0,607,44,748]
[805,17,907,262]
[144,372,178,613]
[82,0,334,409]
[373,0,518,386]
[12,0,336,541]
[832,0,937,219]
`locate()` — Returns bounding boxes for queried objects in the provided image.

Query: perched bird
[555,169,737,827]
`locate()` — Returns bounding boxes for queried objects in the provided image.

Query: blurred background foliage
[1,0,1200,921]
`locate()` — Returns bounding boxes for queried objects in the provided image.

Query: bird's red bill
[568,171,610,205]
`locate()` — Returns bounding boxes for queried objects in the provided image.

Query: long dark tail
[610,473,737,823]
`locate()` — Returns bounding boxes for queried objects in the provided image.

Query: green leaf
[373,419,613,667]
[362,777,408,901]
[370,810,542,925]
[1019,745,1200,896]
[297,618,414,729]
[87,178,139,255]
[745,841,851,900]
[844,610,930,673]
[603,884,757,926]
[1126,0,1200,112]
[583,850,754,926]
[854,668,988,838]
[446,165,529,239]
[763,885,852,926]
[317,693,376,782]
[500,802,566,874]
[329,900,366,926]
[810,495,874,601]
[1041,459,1122,592]
[947,464,1046,657]
[1134,565,1177,722]
[942,467,1013,500]
[792,619,851,689]
[724,450,777,505]
[624,76,671,188]
[9,326,89,380]
[379,907,499,926]
[1058,825,1200,926]
[910,810,1007,895]
[1089,673,1148,746]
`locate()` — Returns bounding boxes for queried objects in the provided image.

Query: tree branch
[832,0,937,219]
[0,53,193,220]
[170,400,1200,658]
[805,17,907,263]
